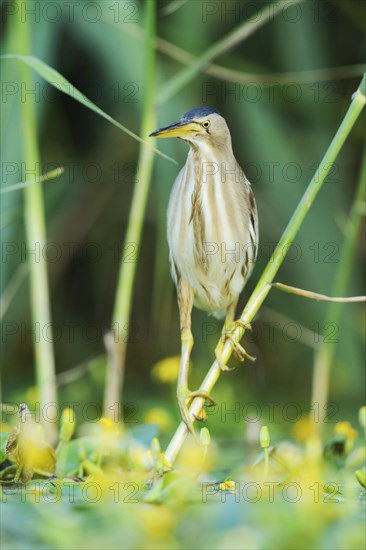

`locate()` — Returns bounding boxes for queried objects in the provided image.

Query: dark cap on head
[180,107,221,121]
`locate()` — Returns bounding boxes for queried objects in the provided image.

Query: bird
[149,107,258,433]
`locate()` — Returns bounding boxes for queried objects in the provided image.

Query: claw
[216,319,256,370]
[239,320,253,332]
[188,390,216,407]
[177,389,216,435]
[228,336,256,362]
[177,392,196,436]
[215,345,237,371]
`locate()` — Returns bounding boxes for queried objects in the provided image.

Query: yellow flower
[6,403,56,483]
[139,506,177,541]
[151,356,180,384]
[293,415,317,442]
[96,417,123,454]
[98,416,120,432]
[334,421,357,455]
[335,421,357,440]
[219,479,237,492]
[175,438,215,476]
[144,408,172,431]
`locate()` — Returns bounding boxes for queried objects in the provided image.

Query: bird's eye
[201,120,210,129]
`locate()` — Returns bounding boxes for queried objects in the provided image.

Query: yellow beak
[149,120,203,139]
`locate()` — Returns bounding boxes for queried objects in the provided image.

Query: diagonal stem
[165,73,366,466]
[156,0,304,105]
[112,19,365,86]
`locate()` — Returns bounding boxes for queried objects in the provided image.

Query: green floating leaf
[0,54,176,165]
[56,437,98,477]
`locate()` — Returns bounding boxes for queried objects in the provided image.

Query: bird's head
[149,107,231,150]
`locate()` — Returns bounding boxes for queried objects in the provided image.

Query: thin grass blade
[0,54,176,165]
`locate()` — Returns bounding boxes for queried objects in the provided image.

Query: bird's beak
[149,120,202,139]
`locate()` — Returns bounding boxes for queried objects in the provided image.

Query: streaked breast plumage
[167,141,258,318]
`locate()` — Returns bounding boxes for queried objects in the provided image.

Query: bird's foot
[215,342,236,372]
[177,388,216,435]
[215,320,256,371]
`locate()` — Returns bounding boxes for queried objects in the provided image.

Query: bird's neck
[188,141,238,182]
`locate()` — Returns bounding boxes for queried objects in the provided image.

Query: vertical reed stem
[15,3,57,442]
[311,154,366,435]
[103,0,156,418]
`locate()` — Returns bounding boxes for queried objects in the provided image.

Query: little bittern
[150,107,258,432]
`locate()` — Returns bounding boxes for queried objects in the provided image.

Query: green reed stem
[310,153,366,436]
[165,74,366,466]
[103,0,157,418]
[15,5,57,442]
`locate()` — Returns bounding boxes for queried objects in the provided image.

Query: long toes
[216,352,236,372]
[225,338,245,361]
[216,355,231,372]
[188,391,217,407]
[193,409,207,422]
[180,411,195,434]
[232,347,245,362]
[215,348,226,370]
[241,348,256,362]
[177,397,197,435]
[180,412,203,441]
[215,345,237,372]
[233,345,256,363]
[226,337,256,363]
[233,320,252,332]
[223,365,237,372]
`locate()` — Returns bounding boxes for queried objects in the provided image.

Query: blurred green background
[1,2,366,549]
[1,0,365,442]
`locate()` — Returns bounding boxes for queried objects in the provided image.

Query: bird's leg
[177,280,216,434]
[215,300,256,371]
